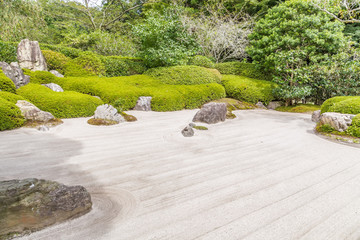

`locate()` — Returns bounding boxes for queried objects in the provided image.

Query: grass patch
[276,104,321,113]
[120,112,137,122]
[87,118,118,126]
[193,125,208,130]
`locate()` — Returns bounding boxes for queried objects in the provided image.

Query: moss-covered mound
[0,91,27,103]
[100,56,147,77]
[0,70,16,93]
[321,96,360,114]
[0,97,25,131]
[276,104,321,113]
[17,84,104,118]
[215,62,270,80]
[347,114,360,138]
[221,75,276,104]
[44,75,225,111]
[188,55,215,68]
[145,66,221,85]
[23,69,61,85]
[42,50,70,74]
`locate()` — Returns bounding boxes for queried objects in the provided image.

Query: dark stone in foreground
[182,126,194,137]
[193,102,227,124]
[0,179,92,240]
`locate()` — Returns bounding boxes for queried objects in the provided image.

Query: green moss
[221,75,276,105]
[188,55,215,68]
[317,124,336,133]
[321,96,360,115]
[17,83,103,118]
[346,114,360,138]
[40,44,83,59]
[71,51,105,76]
[276,104,321,113]
[46,75,225,112]
[0,70,16,93]
[120,112,137,122]
[194,125,208,130]
[212,98,256,110]
[23,70,62,85]
[0,91,27,103]
[145,65,221,85]
[0,97,25,131]
[215,62,271,80]
[42,50,70,74]
[87,118,118,126]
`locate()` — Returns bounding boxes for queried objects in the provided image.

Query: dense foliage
[215,62,270,80]
[0,42,17,63]
[321,96,360,114]
[0,97,24,131]
[100,56,147,77]
[0,70,16,93]
[17,83,104,118]
[221,75,276,104]
[347,114,360,138]
[42,50,70,74]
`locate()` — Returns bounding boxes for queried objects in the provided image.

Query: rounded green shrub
[0,70,16,93]
[145,66,221,85]
[42,50,70,74]
[17,83,104,118]
[100,56,147,77]
[40,44,82,59]
[70,51,105,76]
[321,96,360,114]
[188,55,215,68]
[215,62,271,80]
[346,114,360,138]
[221,75,276,104]
[0,42,17,63]
[23,69,61,85]
[63,62,95,77]
[0,91,26,103]
[0,97,25,131]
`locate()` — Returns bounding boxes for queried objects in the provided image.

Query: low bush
[321,96,360,114]
[0,42,17,63]
[100,56,147,77]
[0,97,25,131]
[0,91,26,103]
[0,70,16,93]
[221,75,276,104]
[69,51,105,76]
[63,62,95,77]
[215,62,271,80]
[50,75,226,111]
[17,83,103,118]
[276,104,321,113]
[188,55,215,68]
[346,114,360,138]
[145,66,221,85]
[40,44,83,59]
[42,50,70,74]
[23,69,62,85]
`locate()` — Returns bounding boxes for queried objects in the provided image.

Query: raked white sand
[1,109,360,240]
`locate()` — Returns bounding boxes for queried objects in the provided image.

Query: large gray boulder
[312,110,321,122]
[94,104,125,123]
[319,112,355,132]
[16,100,55,122]
[256,101,267,109]
[49,70,64,78]
[17,39,47,71]
[193,102,227,124]
[267,101,284,110]
[43,83,64,92]
[0,62,30,88]
[0,178,92,239]
[134,96,152,111]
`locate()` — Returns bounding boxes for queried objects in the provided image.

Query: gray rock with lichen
[0,61,30,88]
[94,104,124,123]
[17,39,47,71]
[134,96,152,111]
[43,83,64,92]
[182,126,194,137]
[16,100,54,122]
[0,178,92,240]
[49,70,64,78]
[319,112,355,132]
[193,102,227,124]
[312,110,321,122]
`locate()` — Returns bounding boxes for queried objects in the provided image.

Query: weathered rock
[0,178,92,240]
[38,125,50,132]
[49,70,64,78]
[256,101,267,109]
[94,104,125,123]
[17,39,47,71]
[188,123,196,128]
[312,110,321,123]
[182,126,194,137]
[93,96,101,100]
[193,102,227,124]
[43,83,64,92]
[267,101,284,110]
[319,112,355,132]
[16,100,54,122]
[134,96,152,111]
[0,62,30,88]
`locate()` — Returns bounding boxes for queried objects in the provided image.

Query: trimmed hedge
[40,44,83,59]
[42,50,70,74]
[188,55,215,68]
[0,97,25,131]
[221,75,276,104]
[0,42,17,63]
[0,70,16,93]
[0,91,27,103]
[145,66,221,85]
[215,62,271,80]
[100,56,147,77]
[49,75,226,111]
[321,96,360,114]
[23,69,62,85]
[17,83,104,118]
[347,114,360,138]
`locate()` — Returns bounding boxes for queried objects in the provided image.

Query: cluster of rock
[312,110,355,132]
[0,178,92,240]
[94,104,125,123]
[0,61,30,89]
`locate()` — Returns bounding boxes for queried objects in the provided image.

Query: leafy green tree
[133,8,200,67]
[248,0,349,105]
